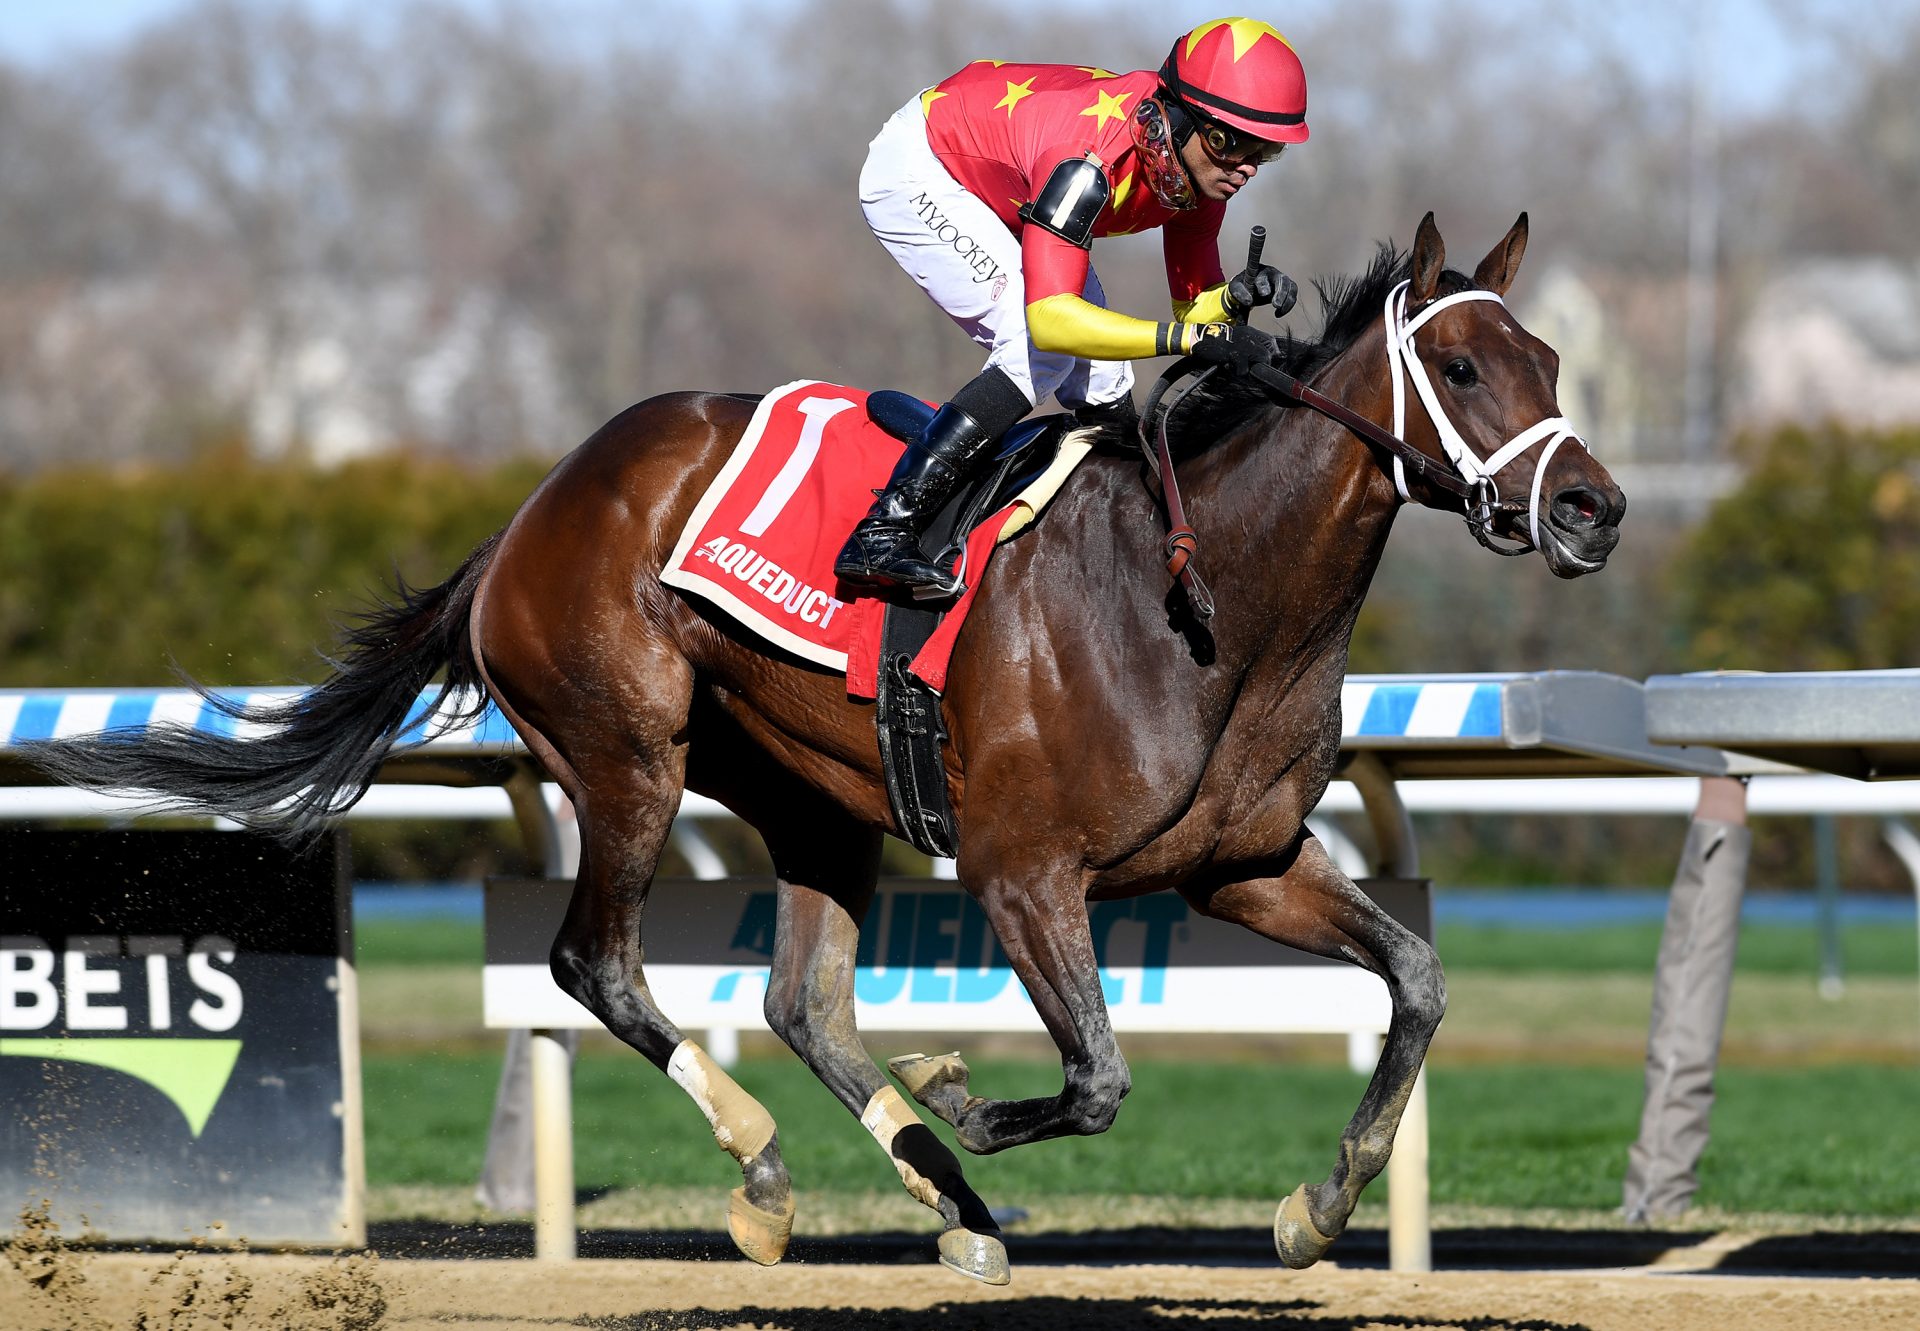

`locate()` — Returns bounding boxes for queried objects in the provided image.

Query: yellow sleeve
[1026,292,1202,360]
[1171,281,1237,325]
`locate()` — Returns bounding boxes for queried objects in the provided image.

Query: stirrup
[908,566,965,602]
[835,520,962,600]
[836,550,964,601]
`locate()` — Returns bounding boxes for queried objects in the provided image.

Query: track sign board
[484,876,1431,1036]
[0,830,363,1247]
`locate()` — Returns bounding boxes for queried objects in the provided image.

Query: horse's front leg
[888,874,1131,1155]
[1180,835,1446,1268]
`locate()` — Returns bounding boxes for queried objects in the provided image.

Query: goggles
[1130,98,1196,210]
[1193,113,1286,168]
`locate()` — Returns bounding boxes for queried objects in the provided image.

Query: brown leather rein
[1137,351,1534,622]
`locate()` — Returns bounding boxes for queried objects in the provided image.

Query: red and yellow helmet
[1160,17,1309,145]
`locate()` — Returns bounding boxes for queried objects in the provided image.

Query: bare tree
[3,0,1919,471]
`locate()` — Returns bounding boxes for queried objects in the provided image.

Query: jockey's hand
[1190,322,1279,376]
[1227,264,1299,320]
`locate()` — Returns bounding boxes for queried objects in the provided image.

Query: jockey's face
[1178,128,1262,202]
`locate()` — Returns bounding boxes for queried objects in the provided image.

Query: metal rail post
[1624,776,1749,1221]
[500,767,578,1261]
[1345,754,1419,880]
[1343,753,1430,1273]
[1813,814,1845,999]
[1876,818,1920,1041]
[528,1026,577,1261]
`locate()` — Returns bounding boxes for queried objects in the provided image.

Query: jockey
[836,17,1309,600]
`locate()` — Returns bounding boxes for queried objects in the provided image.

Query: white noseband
[1383,280,1589,550]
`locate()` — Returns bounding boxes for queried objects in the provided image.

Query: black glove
[1228,263,1299,320]
[1189,322,1278,376]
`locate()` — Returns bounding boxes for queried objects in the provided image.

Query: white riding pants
[859,98,1134,410]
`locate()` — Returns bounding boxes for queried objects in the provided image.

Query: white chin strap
[1383,280,1589,550]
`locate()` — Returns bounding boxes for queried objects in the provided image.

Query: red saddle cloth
[661,380,1018,700]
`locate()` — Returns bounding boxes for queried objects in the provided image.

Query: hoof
[1273,1184,1337,1269]
[727,1186,795,1266]
[937,1226,1010,1286]
[888,1051,972,1106]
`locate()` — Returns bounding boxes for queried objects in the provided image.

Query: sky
[0,0,1858,120]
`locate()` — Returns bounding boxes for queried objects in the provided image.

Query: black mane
[1155,242,1474,451]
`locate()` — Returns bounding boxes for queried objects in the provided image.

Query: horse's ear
[1409,211,1445,304]
[1473,212,1529,296]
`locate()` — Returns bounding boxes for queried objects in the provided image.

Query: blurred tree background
[1677,424,1920,671]
[2,0,1916,890]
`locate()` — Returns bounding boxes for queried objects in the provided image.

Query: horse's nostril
[1554,487,1604,527]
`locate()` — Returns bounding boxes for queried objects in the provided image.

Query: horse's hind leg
[531,664,796,1265]
[1180,835,1446,1269]
[755,809,1008,1284]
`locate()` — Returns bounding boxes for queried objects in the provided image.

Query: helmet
[1160,17,1309,145]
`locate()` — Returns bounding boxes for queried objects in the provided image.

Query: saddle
[862,390,1067,857]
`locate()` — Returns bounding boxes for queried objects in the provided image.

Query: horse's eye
[1444,358,1477,388]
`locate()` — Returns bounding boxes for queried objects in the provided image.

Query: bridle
[1138,278,1591,619]
[1378,279,1587,556]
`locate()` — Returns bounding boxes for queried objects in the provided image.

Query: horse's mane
[1144,241,1474,452]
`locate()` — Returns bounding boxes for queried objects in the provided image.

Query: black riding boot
[834,402,1000,599]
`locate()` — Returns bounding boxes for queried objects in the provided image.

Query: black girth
[863,399,1067,857]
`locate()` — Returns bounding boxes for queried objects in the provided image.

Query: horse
[33,212,1623,1285]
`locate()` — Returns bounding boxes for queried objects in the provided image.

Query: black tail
[29,533,503,838]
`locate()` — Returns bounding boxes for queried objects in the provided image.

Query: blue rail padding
[1,681,1520,748]
[0,673,1722,777]
[0,679,1559,752]
[196,693,242,739]
[1357,684,1478,738]
[0,687,522,754]
[12,696,64,743]
[104,693,159,732]
[1342,677,1506,740]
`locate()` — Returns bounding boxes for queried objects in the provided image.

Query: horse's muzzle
[1537,483,1625,577]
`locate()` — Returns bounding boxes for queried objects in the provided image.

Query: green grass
[356,918,483,967]
[1437,920,1917,976]
[363,1050,1920,1217]
[355,907,1920,1222]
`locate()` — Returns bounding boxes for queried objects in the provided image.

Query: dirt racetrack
[7,1245,1919,1331]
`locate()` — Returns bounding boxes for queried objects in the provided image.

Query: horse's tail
[30,532,503,839]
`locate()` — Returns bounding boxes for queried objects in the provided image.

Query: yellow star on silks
[1186,17,1292,61]
[1075,66,1118,79]
[920,87,947,117]
[1110,169,1134,213]
[972,59,1007,67]
[1079,88,1133,132]
[996,77,1036,116]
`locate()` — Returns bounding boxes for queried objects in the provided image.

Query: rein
[1139,363,1219,620]
[1138,281,1592,609]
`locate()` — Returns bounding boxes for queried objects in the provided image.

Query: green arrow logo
[1,1038,244,1137]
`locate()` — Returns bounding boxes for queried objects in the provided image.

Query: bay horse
[33,213,1622,1284]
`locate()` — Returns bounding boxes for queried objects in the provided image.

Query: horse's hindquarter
[474,391,887,816]
[472,393,731,787]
